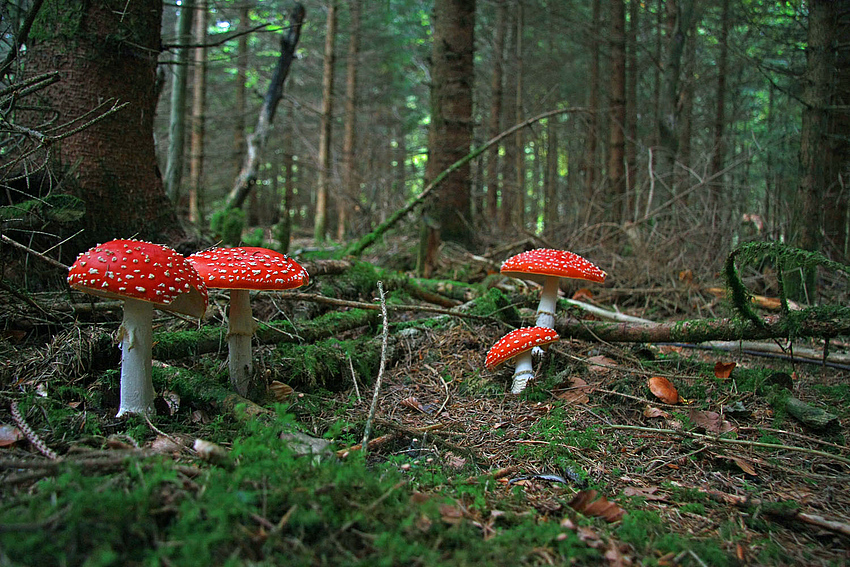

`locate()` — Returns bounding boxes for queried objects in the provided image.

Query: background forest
[2,1,850,566]
[3,0,849,279]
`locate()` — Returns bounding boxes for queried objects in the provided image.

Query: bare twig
[606,424,850,468]
[361,281,389,453]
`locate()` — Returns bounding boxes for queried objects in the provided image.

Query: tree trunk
[656,0,693,189]
[314,0,337,243]
[583,0,601,219]
[188,0,208,224]
[608,0,626,224]
[795,0,836,276]
[486,0,507,224]
[676,28,695,197]
[625,0,638,223]
[545,118,558,233]
[225,5,305,212]
[709,0,729,215]
[338,0,361,241]
[164,0,194,207]
[421,0,476,249]
[19,0,182,253]
[513,2,525,229]
[234,3,250,218]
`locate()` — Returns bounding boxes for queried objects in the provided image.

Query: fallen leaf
[689,409,736,435]
[648,376,680,404]
[400,397,429,413]
[622,486,667,501]
[444,452,467,470]
[0,425,23,447]
[572,288,595,301]
[555,377,591,404]
[586,355,619,374]
[568,489,626,522]
[439,503,464,525]
[714,361,737,379]
[731,456,757,476]
[643,405,669,419]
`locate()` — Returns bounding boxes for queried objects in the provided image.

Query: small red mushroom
[485,326,559,394]
[187,247,309,396]
[501,248,606,329]
[67,239,208,417]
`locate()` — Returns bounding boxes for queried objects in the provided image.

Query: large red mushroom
[501,248,606,329]
[67,239,208,417]
[187,247,309,396]
[485,326,560,394]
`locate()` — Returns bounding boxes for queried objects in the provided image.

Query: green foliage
[0,194,85,224]
[210,208,246,246]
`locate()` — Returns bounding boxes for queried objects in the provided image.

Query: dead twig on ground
[361,281,389,453]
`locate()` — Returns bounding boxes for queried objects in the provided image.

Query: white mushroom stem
[510,350,536,394]
[116,298,155,417]
[227,289,258,396]
[534,276,560,329]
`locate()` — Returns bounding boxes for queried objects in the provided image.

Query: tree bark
[225,4,305,211]
[625,0,638,223]
[19,0,182,253]
[583,0,601,222]
[188,0,208,224]
[513,2,524,228]
[709,0,729,214]
[608,0,626,223]
[486,0,507,224]
[338,0,361,241]
[314,0,337,243]
[420,0,476,270]
[164,0,194,206]
[795,0,836,275]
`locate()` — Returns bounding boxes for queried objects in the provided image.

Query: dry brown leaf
[732,456,757,476]
[622,486,667,501]
[400,396,427,413]
[648,376,680,404]
[713,361,737,379]
[0,425,23,447]
[439,503,464,525]
[572,288,595,301]
[688,409,736,435]
[643,405,669,419]
[586,355,619,374]
[555,377,591,404]
[568,489,626,522]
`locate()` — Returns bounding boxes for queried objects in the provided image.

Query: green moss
[271,336,380,390]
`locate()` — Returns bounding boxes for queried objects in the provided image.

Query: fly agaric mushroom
[67,239,208,417]
[501,248,606,329]
[187,247,309,396]
[485,326,559,394]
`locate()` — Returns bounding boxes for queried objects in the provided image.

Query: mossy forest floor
[1,239,849,566]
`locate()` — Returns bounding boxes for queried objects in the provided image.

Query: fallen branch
[556,310,850,344]
[605,424,850,468]
[674,483,850,538]
[361,281,389,453]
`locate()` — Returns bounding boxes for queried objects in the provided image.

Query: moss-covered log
[556,307,850,344]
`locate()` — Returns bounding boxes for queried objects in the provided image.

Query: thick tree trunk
[625,0,638,222]
[234,3,250,221]
[513,2,524,228]
[583,0,601,218]
[544,118,558,233]
[608,0,626,223]
[20,0,182,252]
[338,0,361,241]
[188,0,208,224]
[421,0,475,250]
[486,0,507,224]
[709,0,729,215]
[164,0,194,206]
[314,0,337,244]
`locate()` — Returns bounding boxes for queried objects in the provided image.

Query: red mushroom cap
[67,239,209,318]
[485,326,560,369]
[500,248,606,284]
[187,247,309,291]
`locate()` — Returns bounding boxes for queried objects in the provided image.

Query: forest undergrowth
[1,233,849,566]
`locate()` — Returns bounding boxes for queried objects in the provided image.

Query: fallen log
[555,309,850,344]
